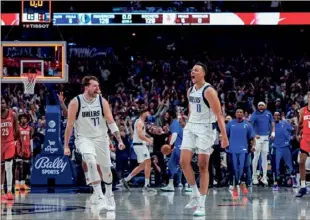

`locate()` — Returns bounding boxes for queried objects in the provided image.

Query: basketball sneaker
[14,184,20,191]
[6,192,14,200]
[142,185,157,193]
[160,185,175,192]
[193,205,205,216]
[261,177,268,186]
[296,188,307,198]
[20,184,31,190]
[240,183,248,194]
[184,183,192,192]
[233,186,239,196]
[252,175,259,185]
[184,196,200,209]
[105,194,116,211]
[121,179,131,191]
[273,184,279,191]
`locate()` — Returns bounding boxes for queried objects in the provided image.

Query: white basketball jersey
[188,83,217,124]
[74,94,108,139]
[133,118,145,144]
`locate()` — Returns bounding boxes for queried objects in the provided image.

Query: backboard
[1,41,68,83]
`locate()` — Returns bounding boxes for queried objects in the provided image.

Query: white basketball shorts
[133,144,151,163]
[75,137,112,167]
[255,135,269,153]
[181,122,216,155]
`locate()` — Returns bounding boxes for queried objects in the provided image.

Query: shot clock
[22,0,52,23]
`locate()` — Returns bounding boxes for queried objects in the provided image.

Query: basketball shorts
[255,135,269,152]
[75,137,112,167]
[1,141,16,162]
[300,137,310,155]
[133,144,151,163]
[181,122,216,155]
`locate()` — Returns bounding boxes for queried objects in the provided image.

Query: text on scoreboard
[52,13,210,25]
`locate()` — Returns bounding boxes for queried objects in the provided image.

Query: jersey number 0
[197,104,201,113]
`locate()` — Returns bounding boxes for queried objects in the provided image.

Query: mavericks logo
[44,140,58,154]
[35,157,68,175]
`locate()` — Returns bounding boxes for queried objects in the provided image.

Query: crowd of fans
[2,22,310,189]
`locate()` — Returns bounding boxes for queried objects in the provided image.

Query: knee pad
[5,160,13,173]
[82,153,100,183]
[99,165,113,185]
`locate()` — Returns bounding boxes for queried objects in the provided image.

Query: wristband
[271,132,275,137]
[108,122,119,133]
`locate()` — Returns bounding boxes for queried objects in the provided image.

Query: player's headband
[258,102,266,107]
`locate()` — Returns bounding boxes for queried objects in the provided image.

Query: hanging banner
[1,13,20,26]
[68,47,108,58]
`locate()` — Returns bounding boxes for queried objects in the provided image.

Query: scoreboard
[53,13,210,26]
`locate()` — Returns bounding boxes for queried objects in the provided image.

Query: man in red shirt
[15,114,33,191]
[296,91,310,197]
[1,98,22,200]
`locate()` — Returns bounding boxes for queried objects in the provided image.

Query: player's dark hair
[19,114,29,121]
[195,62,208,75]
[167,109,177,119]
[236,108,245,113]
[82,76,99,87]
[140,108,150,115]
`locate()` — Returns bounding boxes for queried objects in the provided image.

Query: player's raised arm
[102,97,125,150]
[204,87,229,148]
[64,98,78,155]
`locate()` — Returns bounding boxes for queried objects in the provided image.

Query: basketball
[161,144,172,155]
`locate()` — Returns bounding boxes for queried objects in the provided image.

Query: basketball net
[21,73,38,95]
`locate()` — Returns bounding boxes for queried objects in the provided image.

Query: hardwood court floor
[1,186,309,220]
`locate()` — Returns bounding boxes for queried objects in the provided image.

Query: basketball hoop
[20,73,38,95]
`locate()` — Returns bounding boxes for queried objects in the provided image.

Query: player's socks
[124,174,132,182]
[93,184,104,198]
[144,179,150,187]
[168,179,174,187]
[301,180,306,188]
[191,184,200,197]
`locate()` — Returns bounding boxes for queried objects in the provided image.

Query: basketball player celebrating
[296,92,310,197]
[180,63,229,216]
[161,110,184,192]
[250,102,275,185]
[121,109,157,193]
[1,98,23,200]
[15,114,33,191]
[64,76,125,210]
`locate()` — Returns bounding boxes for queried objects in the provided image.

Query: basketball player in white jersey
[64,76,125,211]
[121,109,157,193]
[180,62,229,216]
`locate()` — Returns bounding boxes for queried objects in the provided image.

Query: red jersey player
[296,91,310,197]
[15,114,33,191]
[1,98,22,200]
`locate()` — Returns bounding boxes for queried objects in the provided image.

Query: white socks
[192,184,200,197]
[144,179,150,187]
[105,184,113,197]
[125,174,132,182]
[93,183,104,198]
[301,180,306,188]
[168,179,174,187]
